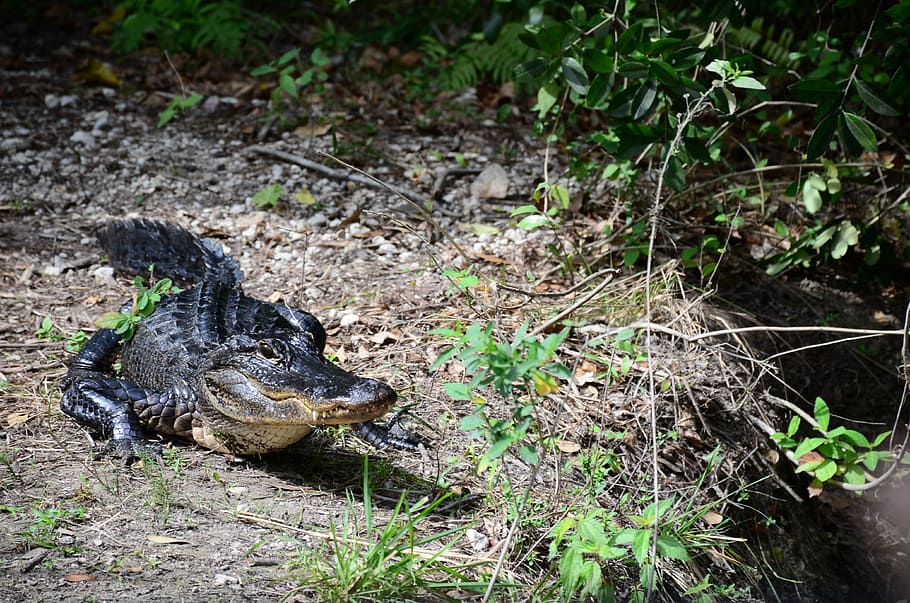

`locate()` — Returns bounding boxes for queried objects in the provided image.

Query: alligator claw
[94,438,163,464]
[353,409,428,451]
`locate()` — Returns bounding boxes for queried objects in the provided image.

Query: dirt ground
[2,13,910,603]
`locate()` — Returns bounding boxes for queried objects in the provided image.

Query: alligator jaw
[203,369,396,426]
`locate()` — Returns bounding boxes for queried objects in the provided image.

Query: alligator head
[200,331,397,427]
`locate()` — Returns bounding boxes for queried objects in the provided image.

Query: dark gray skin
[60,219,420,457]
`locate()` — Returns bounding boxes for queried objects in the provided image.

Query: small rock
[202,96,220,113]
[465,528,490,552]
[213,573,240,586]
[0,138,27,152]
[44,94,59,109]
[306,212,327,227]
[470,163,509,199]
[93,266,117,286]
[378,242,397,254]
[339,313,359,328]
[60,94,79,107]
[69,130,96,149]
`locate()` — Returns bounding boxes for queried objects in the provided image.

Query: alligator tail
[97,219,242,285]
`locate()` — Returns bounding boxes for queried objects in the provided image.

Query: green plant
[251,47,331,112]
[770,397,893,492]
[111,0,250,57]
[432,321,570,474]
[251,183,283,209]
[35,317,89,353]
[550,448,742,601]
[19,505,87,553]
[95,269,181,342]
[285,457,488,601]
[158,93,202,127]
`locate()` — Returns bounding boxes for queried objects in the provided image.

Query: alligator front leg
[353,415,424,451]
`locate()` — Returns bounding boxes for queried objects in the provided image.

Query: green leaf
[562,57,589,95]
[787,415,801,437]
[631,80,658,120]
[518,444,539,465]
[486,437,512,462]
[617,21,643,54]
[830,221,859,259]
[649,59,679,86]
[665,156,685,192]
[807,112,837,160]
[841,112,877,152]
[458,414,485,431]
[444,382,472,400]
[279,72,298,99]
[517,214,551,230]
[792,79,841,102]
[794,437,826,458]
[582,48,614,74]
[250,64,276,77]
[731,76,765,90]
[801,173,826,213]
[586,73,613,109]
[814,458,837,481]
[631,529,650,565]
[813,397,831,431]
[840,429,872,448]
[276,47,301,66]
[428,346,458,372]
[854,80,900,116]
[656,534,690,560]
[95,312,127,330]
[843,463,866,485]
[536,84,558,118]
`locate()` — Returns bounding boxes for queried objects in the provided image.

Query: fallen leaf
[63,574,96,582]
[556,440,581,453]
[369,330,400,345]
[294,122,334,138]
[5,412,32,428]
[459,223,500,236]
[702,510,724,525]
[475,253,507,264]
[147,534,190,545]
[72,59,121,88]
[294,187,317,205]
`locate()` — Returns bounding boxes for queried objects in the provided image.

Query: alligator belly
[194,421,314,455]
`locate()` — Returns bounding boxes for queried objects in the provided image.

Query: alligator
[61,219,420,457]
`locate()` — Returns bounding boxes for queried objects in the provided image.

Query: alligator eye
[257,342,279,360]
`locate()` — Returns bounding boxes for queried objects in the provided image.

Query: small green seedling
[95,268,181,341]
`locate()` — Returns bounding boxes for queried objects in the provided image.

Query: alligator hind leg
[61,376,157,458]
[61,327,158,459]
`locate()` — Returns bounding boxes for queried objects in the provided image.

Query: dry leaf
[72,59,121,88]
[294,187,317,206]
[702,510,724,525]
[63,574,96,582]
[294,122,334,138]
[5,412,32,428]
[147,534,190,545]
[556,440,581,453]
[470,163,509,199]
[369,330,400,345]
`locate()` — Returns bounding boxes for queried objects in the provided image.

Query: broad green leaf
[428,346,458,372]
[631,80,658,120]
[840,429,872,448]
[631,529,650,565]
[458,414,484,431]
[843,463,866,485]
[617,21,643,54]
[517,214,551,230]
[536,84,557,118]
[871,431,892,447]
[794,437,826,458]
[510,204,538,216]
[279,72,298,99]
[618,60,649,80]
[551,185,570,209]
[801,173,826,213]
[807,112,837,160]
[445,382,472,400]
[514,58,549,82]
[792,79,841,102]
[731,76,765,90]
[831,221,859,259]
[656,534,690,560]
[814,458,837,482]
[855,80,900,116]
[650,59,679,86]
[842,112,877,152]
[814,397,831,431]
[665,156,685,192]
[586,73,613,109]
[518,444,539,465]
[277,47,301,66]
[562,57,590,95]
[486,437,511,461]
[787,415,801,437]
[582,48,614,74]
[250,64,276,76]
[705,59,729,76]
[95,312,127,329]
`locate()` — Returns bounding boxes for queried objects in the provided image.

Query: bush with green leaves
[111,0,251,57]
